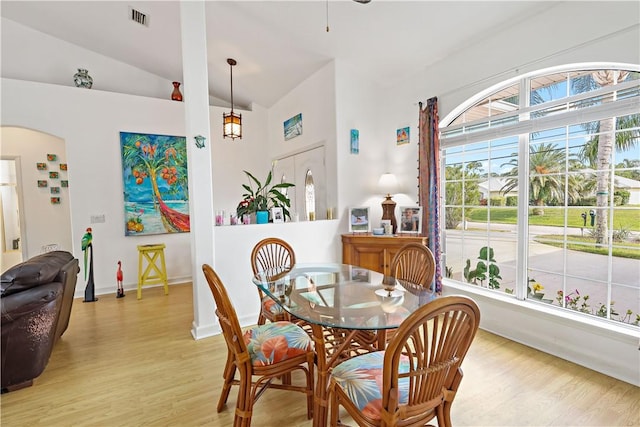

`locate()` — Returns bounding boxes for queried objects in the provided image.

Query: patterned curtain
[418,97,442,294]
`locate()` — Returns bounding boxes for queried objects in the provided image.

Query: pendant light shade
[223,58,242,140]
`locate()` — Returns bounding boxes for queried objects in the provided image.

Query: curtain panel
[418,97,442,294]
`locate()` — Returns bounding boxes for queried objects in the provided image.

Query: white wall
[267,62,339,223]
[0,78,268,299]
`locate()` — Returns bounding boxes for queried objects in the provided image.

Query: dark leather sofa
[1,251,80,392]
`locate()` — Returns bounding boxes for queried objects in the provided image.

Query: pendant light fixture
[223,58,242,140]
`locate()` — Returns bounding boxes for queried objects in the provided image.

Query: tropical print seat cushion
[330,351,410,420]
[261,295,285,316]
[244,321,314,367]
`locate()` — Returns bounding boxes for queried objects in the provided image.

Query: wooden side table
[341,233,428,276]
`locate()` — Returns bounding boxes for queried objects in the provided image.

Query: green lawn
[467,206,640,231]
[534,235,640,259]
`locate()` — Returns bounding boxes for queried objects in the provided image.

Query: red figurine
[116,260,125,298]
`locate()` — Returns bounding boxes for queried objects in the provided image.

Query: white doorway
[1,158,26,272]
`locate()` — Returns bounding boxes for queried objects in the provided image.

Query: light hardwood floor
[1,283,638,426]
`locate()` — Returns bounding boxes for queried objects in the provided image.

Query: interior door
[273,156,296,218]
[275,146,326,221]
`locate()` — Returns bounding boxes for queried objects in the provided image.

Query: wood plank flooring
[1,283,638,426]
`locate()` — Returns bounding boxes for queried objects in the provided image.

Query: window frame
[439,63,640,330]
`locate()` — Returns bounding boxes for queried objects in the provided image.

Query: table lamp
[378,173,398,234]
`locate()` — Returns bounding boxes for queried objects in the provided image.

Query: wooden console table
[342,233,428,276]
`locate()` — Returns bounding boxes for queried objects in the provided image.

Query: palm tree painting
[120,132,190,236]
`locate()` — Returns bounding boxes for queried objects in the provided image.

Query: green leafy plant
[464,246,502,289]
[236,164,294,220]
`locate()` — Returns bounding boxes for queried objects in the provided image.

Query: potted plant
[236,165,294,223]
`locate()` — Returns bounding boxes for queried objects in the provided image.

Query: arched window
[440,64,639,328]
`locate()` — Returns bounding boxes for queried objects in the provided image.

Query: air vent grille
[129,7,149,27]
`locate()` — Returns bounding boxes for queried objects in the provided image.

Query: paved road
[444,222,639,321]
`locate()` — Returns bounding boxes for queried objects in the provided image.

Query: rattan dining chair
[251,237,296,325]
[390,242,436,291]
[202,264,315,427]
[377,242,437,345]
[329,295,480,427]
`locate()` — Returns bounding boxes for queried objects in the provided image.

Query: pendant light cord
[326,0,329,32]
[229,62,234,113]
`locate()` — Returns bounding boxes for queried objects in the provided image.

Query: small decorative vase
[256,210,269,224]
[73,68,93,89]
[171,81,183,101]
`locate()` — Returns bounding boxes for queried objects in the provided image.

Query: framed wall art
[396,127,410,145]
[271,207,284,223]
[61,180,69,188]
[37,163,47,170]
[37,180,48,188]
[49,171,59,179]
[399,206,422,234]
[348,207,370,233]
[47,153,57,161]
[120,131,189,236]
[60,163,68,171]
[284,113,303,140]
[350,129,359,154]
[51,187,60,194]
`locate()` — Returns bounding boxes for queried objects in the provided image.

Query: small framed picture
[61,180,69,188]
[47,154,57,161]
[271,207,284,223]
[399,206,422,234]
[37,163,47,170]
[60,163,68,171]
[349,207,370,233]
[49,171,59,179]
[50,187,60,194]
[283,113,303,140]
[50,197,61,204]
[350,266,370,282]
[350,129,359,154]
[37,180,48,188]
[397,127,410,145]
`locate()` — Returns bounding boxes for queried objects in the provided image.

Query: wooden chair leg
[217,350,236,412]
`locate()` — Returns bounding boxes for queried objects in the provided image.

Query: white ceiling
[1,1,556,108]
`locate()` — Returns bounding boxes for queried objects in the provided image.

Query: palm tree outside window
[440,65,639,327]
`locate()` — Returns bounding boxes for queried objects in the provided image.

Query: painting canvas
[120,131,190,236]
[284,113,303,140]
[399,206,422,234]
[397,127,410,145]
[349,207,370,233]
[350,129,359,154]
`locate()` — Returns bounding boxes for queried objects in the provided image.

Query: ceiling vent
[129,7,149,27]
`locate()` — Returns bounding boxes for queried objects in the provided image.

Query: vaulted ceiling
[1,1,556,108]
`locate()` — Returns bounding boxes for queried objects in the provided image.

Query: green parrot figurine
[81,227,93,280]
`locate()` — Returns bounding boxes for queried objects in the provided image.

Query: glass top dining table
[252,262,436,427]
[252,263,436,330]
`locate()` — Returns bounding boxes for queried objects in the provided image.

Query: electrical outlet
[90,214,105,224]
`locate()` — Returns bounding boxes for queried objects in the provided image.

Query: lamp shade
[378,173,398,196]
[223,111,242,139]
